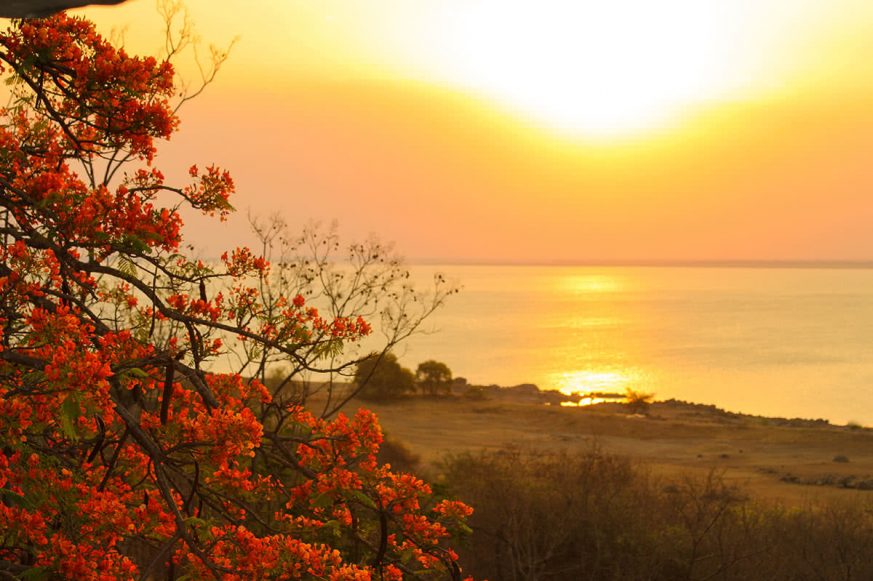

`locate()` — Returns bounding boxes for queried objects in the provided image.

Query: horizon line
[407,258,873,269]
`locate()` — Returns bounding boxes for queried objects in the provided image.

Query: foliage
[377,435,422,475]
[462,386,487,401]
[244,215,455,416]
[625,387,654,414]
[443,447,873,581]
[415,361,452,397]
[353,352,416,401]
[0,14,470,580]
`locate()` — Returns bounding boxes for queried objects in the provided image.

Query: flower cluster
[0,13,470,581]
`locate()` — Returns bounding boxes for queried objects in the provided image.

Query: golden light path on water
[551,369,638,407]
[400,265,873,425]
[557,273,625,294]
[548,273,639,407]
[179,261,873,425]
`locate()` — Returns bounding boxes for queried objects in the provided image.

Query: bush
[441,447,873,580]
[463,386,488,401]
[625,388,655,414]
[377,435,422,473]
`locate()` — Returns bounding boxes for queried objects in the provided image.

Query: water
[397,265,873,425]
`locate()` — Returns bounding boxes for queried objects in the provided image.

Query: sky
[73,0,873,264]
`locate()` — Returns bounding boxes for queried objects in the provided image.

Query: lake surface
[398,265,873,425]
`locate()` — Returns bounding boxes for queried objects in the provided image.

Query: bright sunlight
[433,0,739,139]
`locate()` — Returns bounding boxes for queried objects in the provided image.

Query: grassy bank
[345,391,873,579]
[361,394,873,505]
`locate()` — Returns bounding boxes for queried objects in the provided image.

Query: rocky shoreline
[456,379,844,429]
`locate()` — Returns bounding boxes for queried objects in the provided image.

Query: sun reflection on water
[559,273,626,294]
[559,396,613,407]
[551,369,638,407]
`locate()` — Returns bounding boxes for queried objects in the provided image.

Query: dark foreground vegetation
[435,447,873,581]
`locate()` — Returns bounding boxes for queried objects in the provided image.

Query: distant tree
[626,388,655,414]
[463,386,488,401]
[416,360,453,397]
[354,352,416,400]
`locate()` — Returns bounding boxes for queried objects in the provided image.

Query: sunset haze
[78,0,873,263]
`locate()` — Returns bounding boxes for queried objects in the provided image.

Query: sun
[428,0,738,139]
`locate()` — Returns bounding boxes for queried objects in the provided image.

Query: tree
[625,388,655,415]
[243,214,456,417]
[415,360,452,397]
[0,14,471,580]
[354,352,416,401]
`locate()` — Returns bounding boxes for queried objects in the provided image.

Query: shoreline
[454,381,845,427]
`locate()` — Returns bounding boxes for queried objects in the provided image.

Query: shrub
[625,388,655,414]
[463,386,488,401]
[377,435,422,473]
[440,447,873,580]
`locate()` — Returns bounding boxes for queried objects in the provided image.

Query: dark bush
[377,434,421,473]
[441,447,873,580]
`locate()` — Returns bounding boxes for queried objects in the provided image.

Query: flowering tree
[0,14,470,580]
[242,214,456,418]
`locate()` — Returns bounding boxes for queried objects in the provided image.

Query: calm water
[398,265,873,425]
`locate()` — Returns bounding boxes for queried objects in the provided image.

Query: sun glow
[551,369,637,396]
[429,1,740,138]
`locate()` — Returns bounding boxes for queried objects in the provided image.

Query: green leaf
[126,367,150,380]
[0,487,27,507]
[183,516,209,529]
[398,546,417,564]
[349,490,378,510]
[60,395,81,441]
[19,566,52,581]
[117,256,137,277]
[310,492,334,509]
[122,234,150,254]
[321,519,342,537]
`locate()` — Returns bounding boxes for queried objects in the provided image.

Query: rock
[839,476,857,488]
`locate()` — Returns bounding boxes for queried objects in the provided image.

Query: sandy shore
[355,393,873,506]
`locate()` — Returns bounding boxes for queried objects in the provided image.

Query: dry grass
[440,447,873,580]
[306,392,873,579]
[354,395,873,505]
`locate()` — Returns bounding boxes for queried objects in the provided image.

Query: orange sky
[74,0,873,263]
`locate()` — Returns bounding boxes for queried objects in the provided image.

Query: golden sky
[74,0,873,263]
